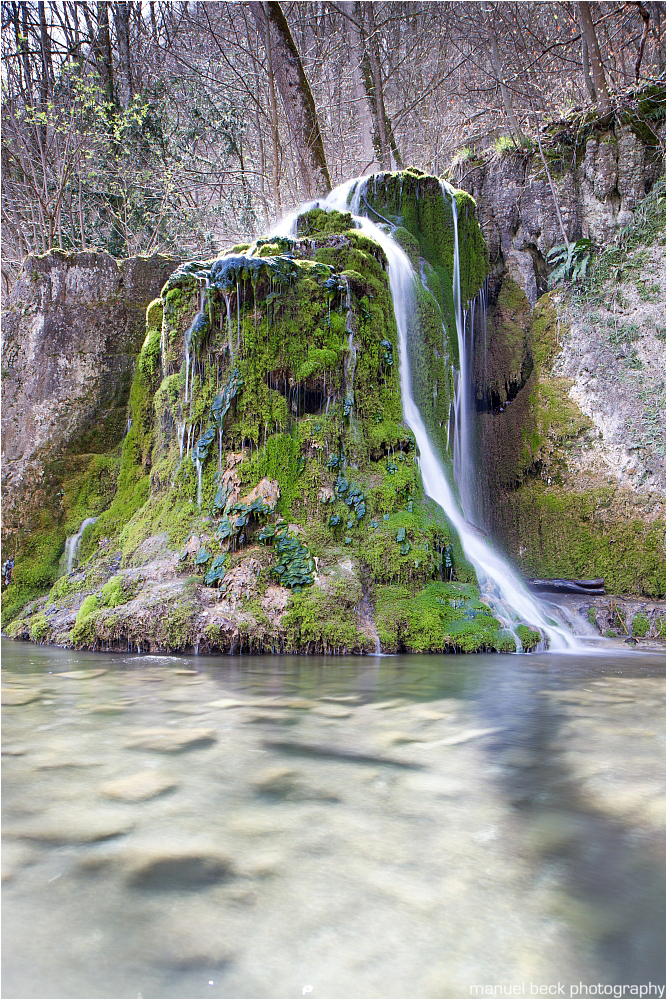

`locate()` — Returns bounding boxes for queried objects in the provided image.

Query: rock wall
[456,117,665,596]
[458,119,664,305]
[1,251,178,618]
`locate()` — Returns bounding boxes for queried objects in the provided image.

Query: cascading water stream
[317,177,583,651]
[64,517,98,576]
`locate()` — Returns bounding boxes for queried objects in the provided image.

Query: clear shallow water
[2,638,664,999]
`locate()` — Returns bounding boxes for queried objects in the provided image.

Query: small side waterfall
[64,517,98,575]
[320,177,583,651]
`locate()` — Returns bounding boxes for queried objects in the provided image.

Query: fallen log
[526,578,606,595]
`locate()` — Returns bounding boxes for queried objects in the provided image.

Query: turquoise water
[2,639,665,999]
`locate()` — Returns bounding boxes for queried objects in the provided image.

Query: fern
[547,238,593,287]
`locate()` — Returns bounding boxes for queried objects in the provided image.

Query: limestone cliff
[452,112,665,599]
[1,251,179,621]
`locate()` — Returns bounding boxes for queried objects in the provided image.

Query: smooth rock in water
[416,727,501,748]
[251,766,300,797]
[311,703,352,718]
[10,808,134,843]
[2,688,41,705]
[2,743,29,755]
[125,727,217,752]
[100,771,178,801]
[125,847,235,891]
[55,669,107,680]
[35,754,102,769]
[378,730,431,746]
[89,701,132,714]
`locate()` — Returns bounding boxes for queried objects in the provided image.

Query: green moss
[631,613,650,637]
[70,594,101,645]
[375,580,506,653]
[100,575,134,607]
[29,612,50,642]
[393,227,420,269]
[492,482,665,597]
[516,625,541,651]
[283,568,371,653]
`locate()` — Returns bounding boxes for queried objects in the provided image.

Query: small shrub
[631,613,650,638]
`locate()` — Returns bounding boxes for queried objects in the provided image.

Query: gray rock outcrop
[1,250,178,543]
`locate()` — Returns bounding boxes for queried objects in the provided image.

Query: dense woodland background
[2,1,665,290]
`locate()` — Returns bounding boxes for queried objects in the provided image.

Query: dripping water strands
[319,176,583,652]
[177,419,186,462]
[64,517,98,576]
[196,456,203,509]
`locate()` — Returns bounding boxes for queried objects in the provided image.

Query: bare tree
[251,1,331,199]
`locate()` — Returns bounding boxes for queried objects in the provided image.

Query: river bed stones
[124,727,217,752]
[55,669,107,680]
[8,807,135,844]
[1,688,41,705]
[100,771,178,801]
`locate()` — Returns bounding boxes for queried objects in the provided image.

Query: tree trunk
[96,1,115,107]
[341,2,376,173]
[363,3,390,170]
[251,1,331,200]
[628,2,651,82]
[37,1,53,108]
[19,2,33,104]
[115,2,134,105]
[649,1,664,74]
[263,4,283,213]
[581,33,597,101]
[578,2,611,114]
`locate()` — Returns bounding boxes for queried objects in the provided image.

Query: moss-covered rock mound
[4,171,518,654]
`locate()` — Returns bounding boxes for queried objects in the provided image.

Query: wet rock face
[461,124,663,305]
[1,250,178,541]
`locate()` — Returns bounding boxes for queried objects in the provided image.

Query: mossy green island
[2,169,664,653]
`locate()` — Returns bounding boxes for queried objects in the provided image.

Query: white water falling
[320,177,583,651]
[196,456,203,508]
[177,420,186,462]
[64,517,98,576]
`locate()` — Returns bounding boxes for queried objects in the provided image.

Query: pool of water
[2,639,665,999]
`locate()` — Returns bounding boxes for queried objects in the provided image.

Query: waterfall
[319,177,583,651]
[342,276,357,419]
[196,456,203,508]
[64,517,98,576]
